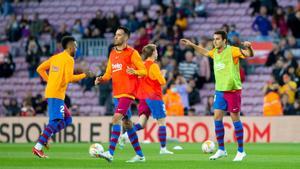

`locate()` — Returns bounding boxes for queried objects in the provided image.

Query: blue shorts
[138,99,166,119]
[48,98,65,121]
[213,90,241,113]
[113,98,132,119]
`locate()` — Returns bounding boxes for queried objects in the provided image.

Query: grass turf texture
[0,143,299,169]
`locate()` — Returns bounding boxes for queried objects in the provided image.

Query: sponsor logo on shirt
[215,63,225,71]
[112,63,122,72]
[52,65,59,72]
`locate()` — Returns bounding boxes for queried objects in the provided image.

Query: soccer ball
[89,143,104,157]
[201,140,215,153]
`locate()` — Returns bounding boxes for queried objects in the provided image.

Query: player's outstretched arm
[95,60,112,85]
[240,41,254,57]
[36,59,50,82]
[180,39,209,57]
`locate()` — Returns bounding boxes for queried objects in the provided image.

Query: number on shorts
[60,106,65,113]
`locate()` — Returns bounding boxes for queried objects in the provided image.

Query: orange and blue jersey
[102,46,146,99]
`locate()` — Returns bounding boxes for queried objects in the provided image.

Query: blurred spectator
[252,6,273,41]
[6,14,21,42]
[30,13,43,37]
[178,51,199,81]
[281,94,295,115]
[163,82,184,116]
[20,100,35,116]
[82,27,92,39]
[71,19,84,40]
[91,28,102,38]
[163,7,176,28]
[272,6,288,37]
[265,43,283,67]
[249,0,261,16]
[193,49,211,88]
[126,13,139,32]
[0,52,15,78]
[284,50,298,69]
[25,36,42,78]
[32,94,47,115]
[134,27,150,53]
[20,14,31,38]
[272,58,285,85]
[205,95,214,116]
[287,10,300,38]
[175,75,192,115]
[193,0,207,17]
[3,98,20,116]
[263,82,283,116]
[89,10,107,37]
[279,74,297,104]
[106,11,120,33]
[175,12,188,30]
[41,19,54,36]
[188,79,200,106]
[227,24,240,45]
[0,0,13,16]
[56,23,71,43]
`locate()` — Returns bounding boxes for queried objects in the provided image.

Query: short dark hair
[61,36,75,49]
[214,30,227,41]
[117,26,130,38]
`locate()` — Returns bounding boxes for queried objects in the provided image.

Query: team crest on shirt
[112,63,122,72]
[52,65,59,72]
[215,63,225,71]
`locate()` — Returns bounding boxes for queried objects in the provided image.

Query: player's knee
[123,120,133,130]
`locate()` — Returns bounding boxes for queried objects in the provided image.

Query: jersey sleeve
[65,58,86,83]
[102,58,112,81]
[149,63,166,85]
[232,46,246,59]
[207,49,214,59]
[131,50,147,76]
[36,58,51,82]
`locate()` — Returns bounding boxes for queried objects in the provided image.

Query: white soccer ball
[201,140,215,153]
[89,143,104,157]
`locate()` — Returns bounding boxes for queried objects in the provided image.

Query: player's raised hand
[180,39,193,46]
[94,76,103,85]
[242,41,252,48]
[126,66,136,75]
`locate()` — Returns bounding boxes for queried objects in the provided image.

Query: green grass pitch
[0,143,299,169]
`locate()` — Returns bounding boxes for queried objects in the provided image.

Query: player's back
[137,60,163,100]
[45,51,73,100]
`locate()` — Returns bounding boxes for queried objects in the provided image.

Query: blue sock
[134,123,143,131]
[127,127,143,157]
[108,124,121,156]
[215,120,225,151]
[158,126,166,148]
[233,121,244,152]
